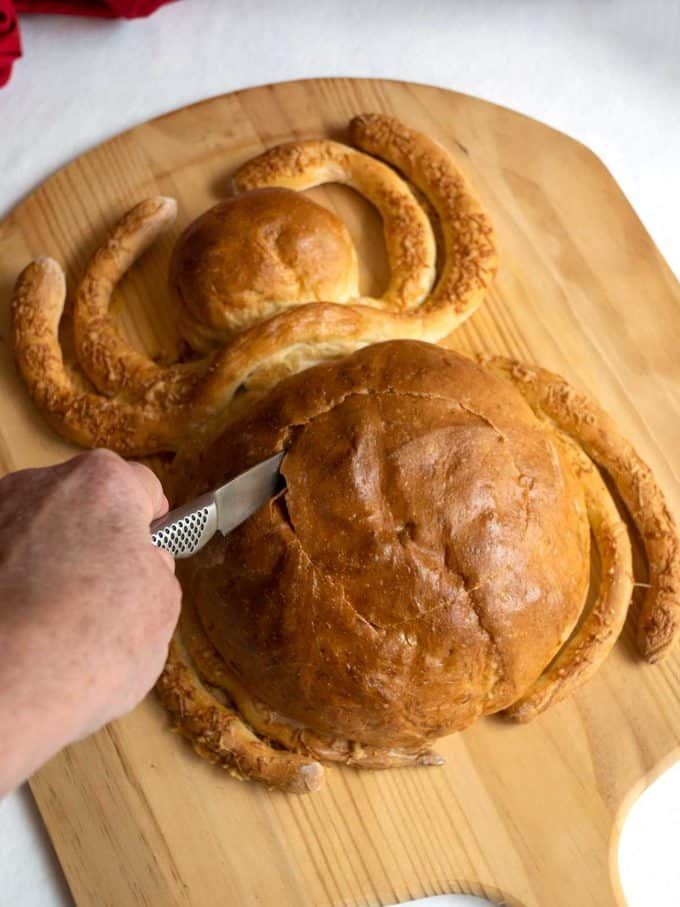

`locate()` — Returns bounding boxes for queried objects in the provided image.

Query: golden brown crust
[168,345,676,780]
[12,115,497,457]
[73,197,198,397]
[478,355,680,662]
[171,188,360,350]
[11,258,193,454]
[233,135,437,312]
[155,635,324,793]
[179,341,590,751]
[349,114,497,316]
[6,252,372,455]
[505,431,633,721]
[178,593,443,769]
[11,253,393,456]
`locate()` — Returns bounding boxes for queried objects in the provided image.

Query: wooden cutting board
[1,78,679,907]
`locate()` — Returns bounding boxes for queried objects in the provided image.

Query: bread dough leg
[505,432,633,721]
[176,598,444,772]
[479,354,680,662]
[156,632,324,793]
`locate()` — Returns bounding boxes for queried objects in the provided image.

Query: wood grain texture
[1,78,679,907]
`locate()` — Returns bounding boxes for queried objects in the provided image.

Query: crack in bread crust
[178,343,591,761]
[168,595,444,770]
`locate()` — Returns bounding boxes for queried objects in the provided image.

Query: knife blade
[150,451,285,559]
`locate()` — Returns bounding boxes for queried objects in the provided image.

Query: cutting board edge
[1,77,649,247]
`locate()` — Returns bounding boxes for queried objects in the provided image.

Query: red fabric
[15,1,173,17]
[0,0,21,87]
[0,0,176,86]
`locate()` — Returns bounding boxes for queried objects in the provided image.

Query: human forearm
[0,451,181,797]
[0,619,80,796]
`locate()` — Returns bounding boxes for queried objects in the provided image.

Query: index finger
[126,461,169,521]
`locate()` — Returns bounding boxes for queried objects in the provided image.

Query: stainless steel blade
[214,450,285,536]
[150,450,285,558]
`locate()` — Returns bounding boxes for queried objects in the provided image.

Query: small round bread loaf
[171,188,359,351]
[179,340,590,751]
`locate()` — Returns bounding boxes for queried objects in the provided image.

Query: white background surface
[0,1,678,905]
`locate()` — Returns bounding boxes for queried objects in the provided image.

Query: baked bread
[171,188,359,351]
[11,114,495,457]
[172,341,591,751]
[154,337,680,792]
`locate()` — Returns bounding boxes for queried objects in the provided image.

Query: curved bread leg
[72,197,206,399]
[12,257,421,456]
[505,431,633,721]
[156,635,323,793]
[179,597,443,769]
[11,258,191,455]
[13,116,499,456]
[12,256,355,456]
[479,355,680,662]
[349,113,497,320]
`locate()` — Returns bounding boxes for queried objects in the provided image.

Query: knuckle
[76,449,131,496]
[135,460,162,490]
[86,448,124,472]
[76,449,121,478]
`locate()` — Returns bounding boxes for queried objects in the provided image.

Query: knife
[150,451,285,559]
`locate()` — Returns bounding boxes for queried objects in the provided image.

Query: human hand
[0,450,181,795]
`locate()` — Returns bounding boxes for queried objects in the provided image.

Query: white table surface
[0,2,678,905]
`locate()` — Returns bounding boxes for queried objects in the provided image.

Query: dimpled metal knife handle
[150,493,218,559]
